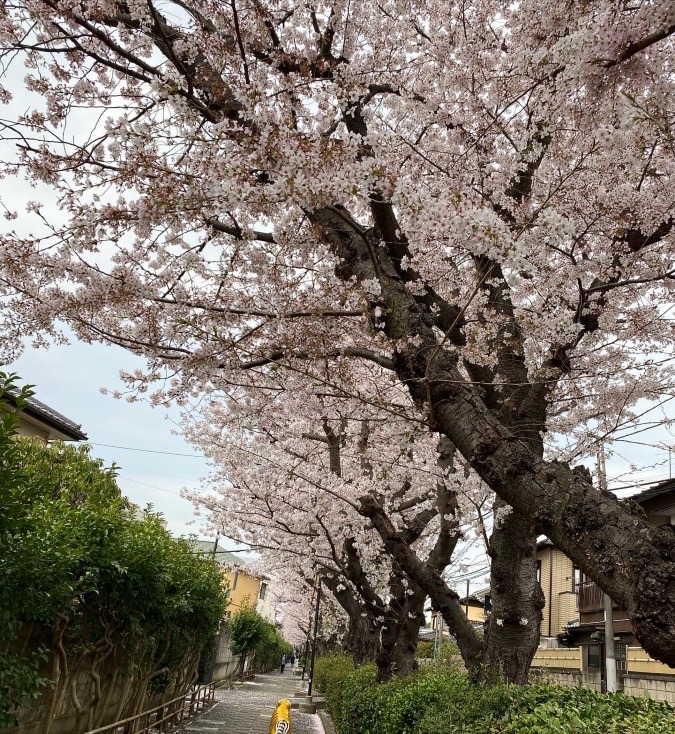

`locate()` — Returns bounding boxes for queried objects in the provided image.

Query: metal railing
[84,681,217,734]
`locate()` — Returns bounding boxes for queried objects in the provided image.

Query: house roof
[459,586,490,605]
[3,389,87,441]
[628,478,675,505]
[185,539,247,568]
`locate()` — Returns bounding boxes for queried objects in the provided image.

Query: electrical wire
[88,441,205,458]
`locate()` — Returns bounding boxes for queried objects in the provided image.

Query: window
[232,572,238,590]
[536,560,542,584]
[259,582,267,600]
[572,566,582,592]
[586,644,601,670]
[615,642,628,673]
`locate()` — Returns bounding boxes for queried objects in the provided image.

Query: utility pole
[597,443,617,693]
[307,576,322,696]
[300,581,317,682]
[435,612,444,660]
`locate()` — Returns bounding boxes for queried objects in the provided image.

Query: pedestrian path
[178,672,323,734]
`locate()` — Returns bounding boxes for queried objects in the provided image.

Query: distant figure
[280,653,286,674]
[290,652,296,667]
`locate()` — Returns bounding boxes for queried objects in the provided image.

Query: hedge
[313,654,674,734]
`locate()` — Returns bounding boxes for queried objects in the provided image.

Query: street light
[308,576,322,696]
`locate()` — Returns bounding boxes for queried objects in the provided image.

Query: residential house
[186,539,278,681]
[456,587,490,628]
[455,549,578,642]
[530,480,675,701]
[187,539,276,622]
[2,389,87,442]
[537,540,579,641]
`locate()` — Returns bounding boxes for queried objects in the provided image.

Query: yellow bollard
[268,698,292,734]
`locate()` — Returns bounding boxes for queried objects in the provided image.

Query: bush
[415,640,434,659]
[314,654,357,732]
[313,654,675,734]
[229,607,292,673]
[0,374,228,725]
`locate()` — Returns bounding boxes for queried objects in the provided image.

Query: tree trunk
[343,614,380,665]
[358,497,483,678]
[313,205,675,667]
[480,503,544,684]
[377,585,425,683]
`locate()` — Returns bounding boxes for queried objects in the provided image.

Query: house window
[536,560,542,584]
[232,572,238,590]
[586,644,601,670]
[615,642,628,673]
[572,566,582,592]
[259,582,267,600]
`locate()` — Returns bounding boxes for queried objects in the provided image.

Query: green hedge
[313,654,674,734]
[0,374,228,725]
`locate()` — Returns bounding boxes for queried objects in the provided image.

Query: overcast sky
[9,339,231,543]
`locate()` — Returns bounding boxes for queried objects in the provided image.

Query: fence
[83,681,218,734]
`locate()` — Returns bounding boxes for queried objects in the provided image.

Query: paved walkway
[178,672,324,734]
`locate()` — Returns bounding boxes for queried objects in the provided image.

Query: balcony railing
[577,580,605,613]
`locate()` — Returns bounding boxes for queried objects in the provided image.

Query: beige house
[537,540,579,640]
[531,480,675,701]
[2,389,87,442]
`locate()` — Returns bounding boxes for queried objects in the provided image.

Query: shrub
[314,654,357,732]
[229,607,292,673]
[313,653,675,734]
[415,640,434,659]
[0,374,228,726]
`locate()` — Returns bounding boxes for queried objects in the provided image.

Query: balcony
[577,580,605,614]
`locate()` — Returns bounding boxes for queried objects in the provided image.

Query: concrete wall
[531,647,582,671]
[623,674,675,704]
[531,644,675,702]
[210,624,242,681]
[15,417,49,442]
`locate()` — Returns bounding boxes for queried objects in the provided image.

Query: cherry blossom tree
[1,1,675,667]
[186,374,480,680]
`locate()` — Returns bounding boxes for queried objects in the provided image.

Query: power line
[89,441,205,458]
[117,474,185,496]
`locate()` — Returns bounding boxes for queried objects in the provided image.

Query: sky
[9,338,233,544]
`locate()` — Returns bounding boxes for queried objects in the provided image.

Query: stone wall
[209,623,242,682]
[531,644,675,702]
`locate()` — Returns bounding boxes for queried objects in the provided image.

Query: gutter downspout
[548,549,554,637]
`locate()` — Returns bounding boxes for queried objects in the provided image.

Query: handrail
[84,680,217,734]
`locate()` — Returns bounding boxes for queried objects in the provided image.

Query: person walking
[280,653,286,674]
[290,652,296,670]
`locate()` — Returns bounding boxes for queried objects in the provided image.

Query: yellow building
[187,540,275,622]
[454,594,487,626]
[226,564,264,614]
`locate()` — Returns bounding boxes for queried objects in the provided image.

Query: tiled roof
[185,539,247,568]
[629,478,675,504]
[459,586,490,605]
[3,389,87,440]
